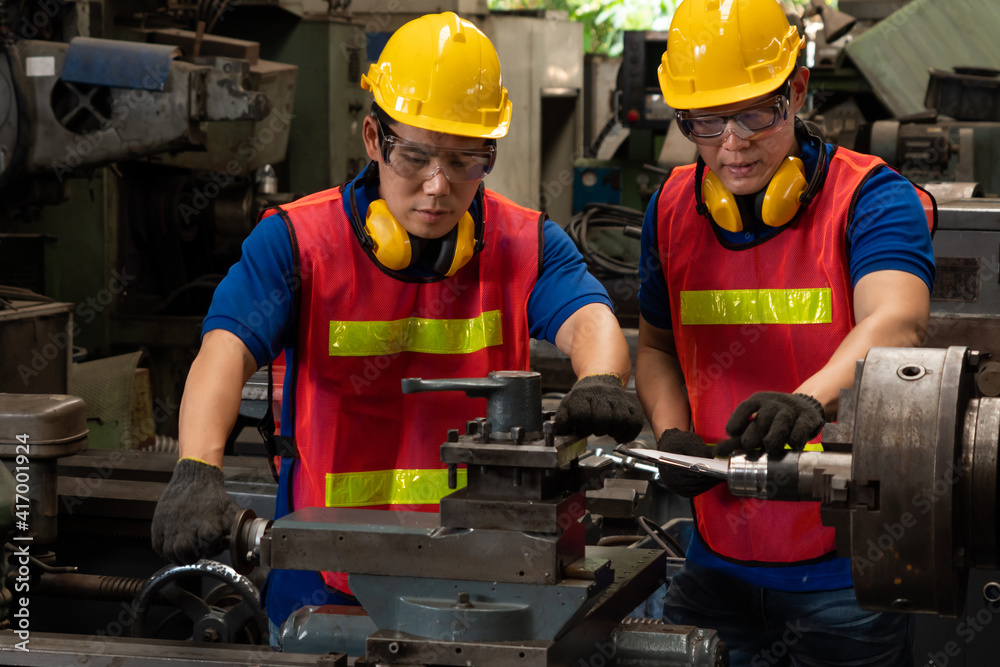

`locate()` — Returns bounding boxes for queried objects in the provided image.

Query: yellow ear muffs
[365,199,412,270]
[702,170,742,233]
[365,198,478,276]
[760,156,807,228]
[442,211,476,277]
[701,155,808,232]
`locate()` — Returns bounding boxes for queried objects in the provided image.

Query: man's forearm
[636,318,690,436]
[178,330,259,467]
[555,303,632,383]
[635,344,690,435]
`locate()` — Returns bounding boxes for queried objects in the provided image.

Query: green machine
[0,24,299,442]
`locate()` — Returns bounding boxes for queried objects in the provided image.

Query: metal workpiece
[612,618,727,667]
[726,451,853,503]
[795,451,854,504]
[726,454,770,499]
[264,506,585,585]
[402,371,544,436]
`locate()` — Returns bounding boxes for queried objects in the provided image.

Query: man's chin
[720,175,768,197]
[404,219,459,240]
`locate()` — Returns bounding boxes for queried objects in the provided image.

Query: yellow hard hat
[361,12,512,139]
[658,0,803,110]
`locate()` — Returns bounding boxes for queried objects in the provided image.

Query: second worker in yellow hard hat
[635,0,935,664]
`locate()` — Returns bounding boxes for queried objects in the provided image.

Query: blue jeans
[663,560,914,667]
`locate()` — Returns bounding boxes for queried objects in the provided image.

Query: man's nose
[423,165,451,195]
[720,121,752,149]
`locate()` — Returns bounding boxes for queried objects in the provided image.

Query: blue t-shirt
[203,167,613,427]
[638,143,935,592]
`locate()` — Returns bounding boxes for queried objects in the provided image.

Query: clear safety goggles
[377,118,496,183]
[675,93,790,146]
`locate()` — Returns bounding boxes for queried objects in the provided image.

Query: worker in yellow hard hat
[150,11,644,645]
[635,0,934,664]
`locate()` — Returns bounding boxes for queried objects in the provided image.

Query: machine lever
[402,371,543,434]
[401,377,504,398]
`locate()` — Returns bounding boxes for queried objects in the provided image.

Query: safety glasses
[675,94,790,145]
[376,118,496,183]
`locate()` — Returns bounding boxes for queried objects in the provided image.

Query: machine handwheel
[130,559,268,644]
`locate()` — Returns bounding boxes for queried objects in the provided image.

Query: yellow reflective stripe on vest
[680,289,832,325]
[329,310,503,356]
[325,468,467,507]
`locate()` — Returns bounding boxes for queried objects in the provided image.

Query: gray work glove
[553,374,645,443]
[654,428,723,497]
[151,458,239,564]
[723,392,825,456]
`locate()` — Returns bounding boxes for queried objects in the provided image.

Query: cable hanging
[564,202,643,279]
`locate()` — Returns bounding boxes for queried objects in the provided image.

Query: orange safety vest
[656,147,935,564]
[273,185,541,591]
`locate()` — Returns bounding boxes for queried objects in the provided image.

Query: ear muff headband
[694,119,828,233]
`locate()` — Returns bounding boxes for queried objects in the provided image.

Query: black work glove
[654,428,723,497]
[723,392,825,457]
[152,458,239,564]
[553,374,644,443]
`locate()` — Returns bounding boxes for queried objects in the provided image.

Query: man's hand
[152,458,239,564]
[553,374,645,443]
[725,392,825,456]
[654,428,723,497]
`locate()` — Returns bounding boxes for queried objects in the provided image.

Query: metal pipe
[727,451,853,502]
